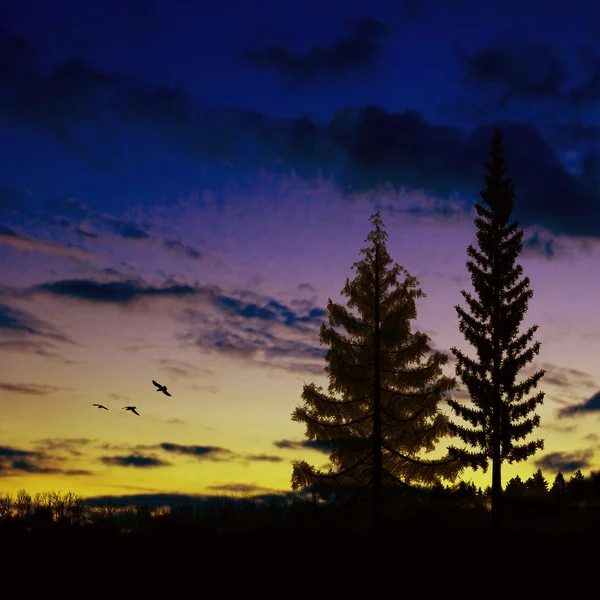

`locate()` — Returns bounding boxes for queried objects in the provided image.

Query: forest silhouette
[3,129,600,561]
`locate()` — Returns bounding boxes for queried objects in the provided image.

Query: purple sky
[1,0,600,503]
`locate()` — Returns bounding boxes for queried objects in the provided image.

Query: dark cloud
[457,40,565,105]
[297,283,316,292]
[2,30,599,238]
[0,28,200,160]
[244,454,284,463]
[567,54,600,107]
[0,444,93,476]
[34,438,95,457]
[101,217,149,239]
[557,391,600,418]
[178,288,327,374]
[273,439,337,453]
[163,239,203,259]
[534,449,594,474]
[0,304,78,364]
[47,197,149,240]
[158,443,233,461]
[0,224,92,259]
[397,0,475,18]
[0,382,61,395]
[206,483,276,494]
[83,490,302,507]
[239,17,390,82]
[155,358,212,379]
[29,278,199,305]
[539,363,596,390]
[214,294,326,326]
[522,231,556,259]
[0,186,30,212]
[550,121,600,146]
[100,454,170,468]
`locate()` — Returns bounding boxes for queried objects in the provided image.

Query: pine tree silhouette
[549,471,567,503]
[291,211,463,534]
[504,475,526,498]
[525,468,548,498]
[447,128,546,529]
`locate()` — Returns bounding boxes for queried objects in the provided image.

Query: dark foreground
[1,490,598,573]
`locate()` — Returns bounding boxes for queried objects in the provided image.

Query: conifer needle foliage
[291,211,463,517]
[447,128,545,519]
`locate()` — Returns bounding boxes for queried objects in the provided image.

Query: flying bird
[123,406,140,416]
[152,380,172,397]
[93,404,109,410]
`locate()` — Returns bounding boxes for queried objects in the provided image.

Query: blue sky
[1,0,599,503]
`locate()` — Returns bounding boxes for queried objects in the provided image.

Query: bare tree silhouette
[447,128,545,529]
[291,210,463,534]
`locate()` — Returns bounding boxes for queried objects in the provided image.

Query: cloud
[0,186,30,213]
[244,454,284,463]
[100,454,171,468]
[0,445,93,476]
[177,286,328,374]
[567,53,600,107]
[457,40,565,105]
[273,439,336,453]
[0,382,61,396]
[550,120,600,146]
[163,239,203,259]
[3,30,600,238]
[297,283,316,292]
[206,482,277,494]
[83,490,298,507]
[239,17,390,82]
[33,438,95,457]
[46,197,150,240]
[533,449,594,474]
[0,225,92,260]
[28,278,200,305]
[537,362,597,390]
[522,230,559,259]
[0,303,73,343]
[157,443,233,461]
[155,358,213,380]
[557,391,600,418]
[100,216,149,239]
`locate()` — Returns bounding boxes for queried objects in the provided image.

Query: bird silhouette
[152,380,172,397]
[123,406,140,416]
[93,404,109,410]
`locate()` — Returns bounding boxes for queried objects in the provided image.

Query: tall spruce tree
[447,128,545,527]
[291,211,463,533]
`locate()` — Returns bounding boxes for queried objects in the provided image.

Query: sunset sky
[1,0,600,505]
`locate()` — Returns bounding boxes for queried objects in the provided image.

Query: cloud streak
[557,391,600,418]
[0,225,92,260]
[239,17,390,82]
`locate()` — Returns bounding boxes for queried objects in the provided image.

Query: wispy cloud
[163,239,203,259]
[273,439,335,453]
[157,443,233,461]
[0,382,62,396]
[0,445,93,476]
[100,454,171,468]
[557,391,600,418]
[0,225,93,260]
[534,449,595,474]
[206,482,276,494]
[27,278,201,305]
[177,287,328,375]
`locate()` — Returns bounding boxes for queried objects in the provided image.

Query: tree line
[290,128,558,533]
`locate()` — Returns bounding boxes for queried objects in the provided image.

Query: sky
[1,0,600,505]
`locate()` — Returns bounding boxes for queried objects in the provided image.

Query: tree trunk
[491,226,503,531]
[372,244,383,535]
